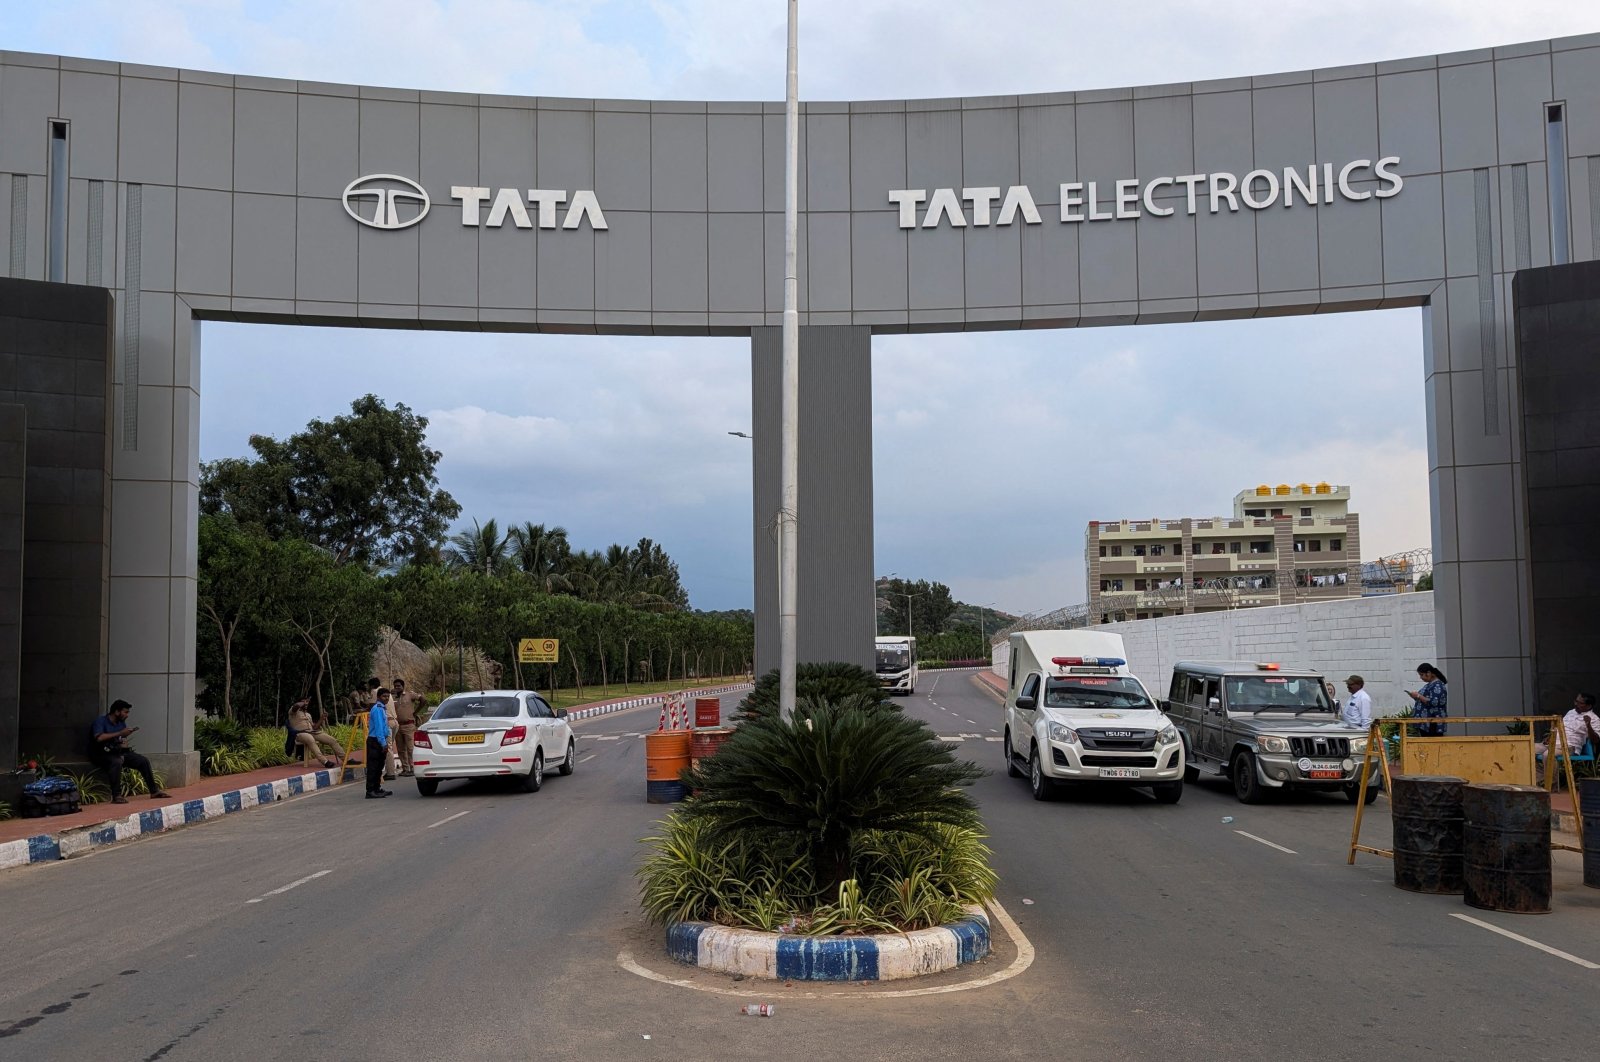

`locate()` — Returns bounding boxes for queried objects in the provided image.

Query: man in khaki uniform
[287,698,344,768]
[391,678,425,777]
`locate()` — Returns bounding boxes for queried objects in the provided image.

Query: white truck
[1001,630,1185,803]
[875,635,918,695]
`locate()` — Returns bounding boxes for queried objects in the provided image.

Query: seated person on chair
[1535,693,1599,760]
[88,699,172,805]
[287,698,344,768]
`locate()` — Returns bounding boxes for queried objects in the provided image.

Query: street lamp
[886,572,922,639]
[728,431,752,439]
[976,601,996,657]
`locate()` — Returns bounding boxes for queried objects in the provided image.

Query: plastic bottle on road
[740,1003,775,1017]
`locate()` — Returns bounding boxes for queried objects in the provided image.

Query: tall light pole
[976,601,996,658]
[778,0,800,724]
[887,572,921,640]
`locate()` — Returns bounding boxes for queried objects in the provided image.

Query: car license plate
[446,733,485,745]
[1099,767,1139,779]
[1308,766,1342,779]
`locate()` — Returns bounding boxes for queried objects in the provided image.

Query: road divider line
[578,754,597,764]
[1450,913,1600,969]
[426,810,472,830]
[1234,830,1297,855]
[246,869,332,903]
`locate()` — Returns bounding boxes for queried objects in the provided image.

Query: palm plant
[508,522,572,593]
[445,518,510,576]
[682,694,984,890]
[738,661,892,720]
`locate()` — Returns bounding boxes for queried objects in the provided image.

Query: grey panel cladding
[0,276,115,763]
[751,326,874,673]
[8,177,25,277]
[122,184,141,449]
[1472,169,1500,435]
[0,41,1592,329]
[1512,260,1600,708]
[86,180,103,287]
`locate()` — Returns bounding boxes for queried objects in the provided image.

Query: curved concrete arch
[2,34,1597,773]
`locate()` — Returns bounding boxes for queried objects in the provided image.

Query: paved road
[2,677,1597,1061]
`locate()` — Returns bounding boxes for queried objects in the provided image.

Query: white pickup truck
[1000,630,1185,803]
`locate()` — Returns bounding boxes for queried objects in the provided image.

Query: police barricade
[1347,715,1584,866]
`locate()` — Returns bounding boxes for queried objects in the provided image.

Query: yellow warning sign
[518,638,559,664]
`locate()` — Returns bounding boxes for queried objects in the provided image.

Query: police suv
[1001,630,1185,803]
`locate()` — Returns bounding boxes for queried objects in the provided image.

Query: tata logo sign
[343,174,430,230]
[890,157,1403,229]
[342,175,608,231]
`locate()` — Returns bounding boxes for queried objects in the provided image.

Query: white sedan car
[412,690,575,796]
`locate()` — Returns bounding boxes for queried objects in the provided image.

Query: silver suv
[1162,661,1376,804]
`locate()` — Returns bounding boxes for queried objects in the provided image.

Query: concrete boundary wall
[993,593,1436,715]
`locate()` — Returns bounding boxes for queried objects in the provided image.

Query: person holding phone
[88,699,171,804]
[1404,663,1449,737]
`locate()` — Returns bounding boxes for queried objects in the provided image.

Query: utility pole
[778,0,800,725]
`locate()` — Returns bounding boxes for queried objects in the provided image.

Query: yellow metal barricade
[1347,715,1583,865]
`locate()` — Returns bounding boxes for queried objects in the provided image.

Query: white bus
[874,636,918,695]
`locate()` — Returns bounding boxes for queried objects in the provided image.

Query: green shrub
[67,769,109,805]
[639,812,995,934]
[737,662,893,721]
[682,692,984,890]
[247,728,292,769]
[196,717,253,775]
[119,766,167,796]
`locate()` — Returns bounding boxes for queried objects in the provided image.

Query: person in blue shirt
[88,699,171,804]
[366,689,393,799]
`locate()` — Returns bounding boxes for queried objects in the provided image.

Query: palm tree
[508,522,572,593]
[445,518,510,576]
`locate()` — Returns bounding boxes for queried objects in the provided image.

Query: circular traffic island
[637,679,998,983]
[665,909,991,982]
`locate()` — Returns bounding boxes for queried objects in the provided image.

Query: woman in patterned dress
[1405,663,1448,737]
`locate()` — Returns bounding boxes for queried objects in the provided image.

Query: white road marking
[426,810,472,830]
[593,735,622,741]
[246,869,332,904]
[578,753,597,764]
[984,736,1004,742]
[1450,913,1600,969]
[1234,830,1297,855]
[617,898,1033,999]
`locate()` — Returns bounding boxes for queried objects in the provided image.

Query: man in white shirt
[1535,693,1599,759]
[1342,675,1373,730]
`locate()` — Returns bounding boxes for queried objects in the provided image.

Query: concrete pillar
[750,325,875,675]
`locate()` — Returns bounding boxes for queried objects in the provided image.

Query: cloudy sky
[7,2,1594,614]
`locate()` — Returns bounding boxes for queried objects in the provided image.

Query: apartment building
[1085,483,1362,621]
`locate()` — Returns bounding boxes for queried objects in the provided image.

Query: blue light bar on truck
[1051,656,1126,668]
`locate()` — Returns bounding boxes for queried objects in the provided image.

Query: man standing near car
[1342,675,1373,731]
[366,689,393,799]
[391,678,423,777]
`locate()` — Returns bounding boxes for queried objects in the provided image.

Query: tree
[197,515,273,719]
[508,522,572,593]
[874,577,956,637]
[200,394,460,567]
[1416,572,1433,592]
[446,517,511,577]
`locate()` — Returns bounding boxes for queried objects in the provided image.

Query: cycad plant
[682,694,983,890]
[737,662,892,721]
